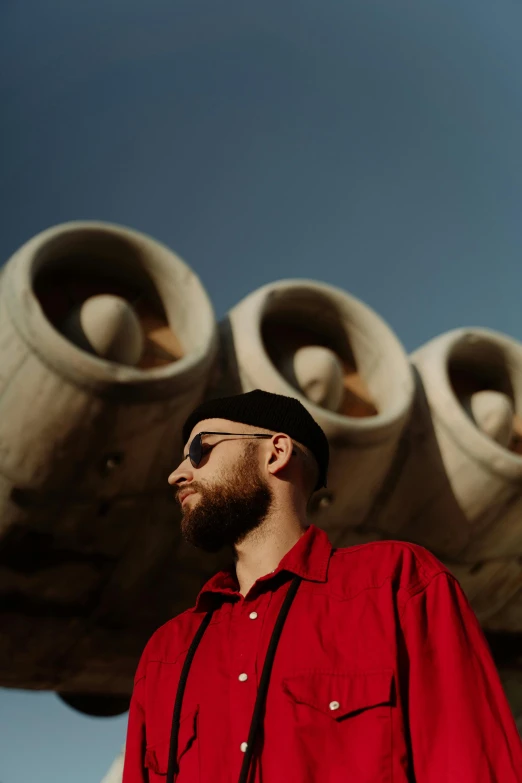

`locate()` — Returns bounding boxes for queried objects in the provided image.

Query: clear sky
[1,1,522,781]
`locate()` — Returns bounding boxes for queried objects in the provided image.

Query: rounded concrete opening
[2,222,217,399]
[259,284,410,422]
[447,333,522,455]
[32,227,184,369]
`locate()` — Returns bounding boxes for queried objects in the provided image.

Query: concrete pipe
[0,221,219,697]
[401,328,522,640]
[222,280,415,545]
[413,328,522,560]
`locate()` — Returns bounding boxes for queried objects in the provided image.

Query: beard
[179,443,273,553]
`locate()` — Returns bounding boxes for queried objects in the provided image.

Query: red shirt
[122,525,522,782]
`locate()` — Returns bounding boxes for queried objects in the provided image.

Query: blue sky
[1,1,522,780]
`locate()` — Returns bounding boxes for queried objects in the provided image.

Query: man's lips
[178,490,196,506]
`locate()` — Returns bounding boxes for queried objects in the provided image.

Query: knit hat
[182,389,329,491]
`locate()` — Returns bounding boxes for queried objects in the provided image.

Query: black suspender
[166,575,301,783]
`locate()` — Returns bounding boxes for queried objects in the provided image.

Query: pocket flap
[283,669,393,720]
[145,706,198,774]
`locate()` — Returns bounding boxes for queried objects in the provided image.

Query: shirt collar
[195,525,332,609]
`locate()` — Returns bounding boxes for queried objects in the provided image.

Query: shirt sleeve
[399,571,522,782]
[122,675,148,783]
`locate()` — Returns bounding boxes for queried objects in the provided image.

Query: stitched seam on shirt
[396,565,442,600]
[307,574,396,603]
[147,649,191,667]
[132,676,147,713]
[398,570,453,621]
[333,540,439,589]
[395,542,432,585]
[304,567,441,606]
[139,608,247,669]
[283,667,394,678]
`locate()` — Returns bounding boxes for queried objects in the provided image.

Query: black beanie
[182,389,329,491]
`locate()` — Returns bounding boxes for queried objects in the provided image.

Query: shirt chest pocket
[144,706,199,781]
[281,669,394,782]
[282,668,394,720]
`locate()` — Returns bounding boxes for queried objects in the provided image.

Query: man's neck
[234,514,307,596]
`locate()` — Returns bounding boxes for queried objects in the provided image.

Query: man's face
[168,420,273,552]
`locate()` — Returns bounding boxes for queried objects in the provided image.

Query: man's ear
[266,433,293,479]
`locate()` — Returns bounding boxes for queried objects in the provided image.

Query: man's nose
[168,459,194,486]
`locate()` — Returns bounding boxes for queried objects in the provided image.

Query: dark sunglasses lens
[189,434,202,467]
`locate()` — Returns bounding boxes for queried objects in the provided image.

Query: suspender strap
[165,574,301,783]
[166,609,214,783]
[238,574,302,783]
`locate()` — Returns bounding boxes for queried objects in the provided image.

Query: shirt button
[329,700,340,711]
[240,742,248,753]
[238,673,248,682]
[249,611,258,620]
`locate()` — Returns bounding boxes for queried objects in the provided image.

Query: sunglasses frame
[186,431,273,468]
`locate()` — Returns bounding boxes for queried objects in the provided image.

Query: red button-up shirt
[122,525,522,782]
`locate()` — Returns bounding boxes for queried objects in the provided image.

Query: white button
[249,611,258,620]
[238,673,248,682]
[240,742,248,752]
[329,700,340,711]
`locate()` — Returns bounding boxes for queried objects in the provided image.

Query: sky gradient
[1,1,522,781]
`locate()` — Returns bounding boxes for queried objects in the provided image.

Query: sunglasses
[185,431,273,468]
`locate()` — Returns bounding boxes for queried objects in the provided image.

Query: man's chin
[179,517,226,552]
[182,531,226,553]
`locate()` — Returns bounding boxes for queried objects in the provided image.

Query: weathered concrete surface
[0,223,521,728]
[0,222,223,702]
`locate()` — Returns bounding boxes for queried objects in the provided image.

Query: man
[123,389,522,783]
